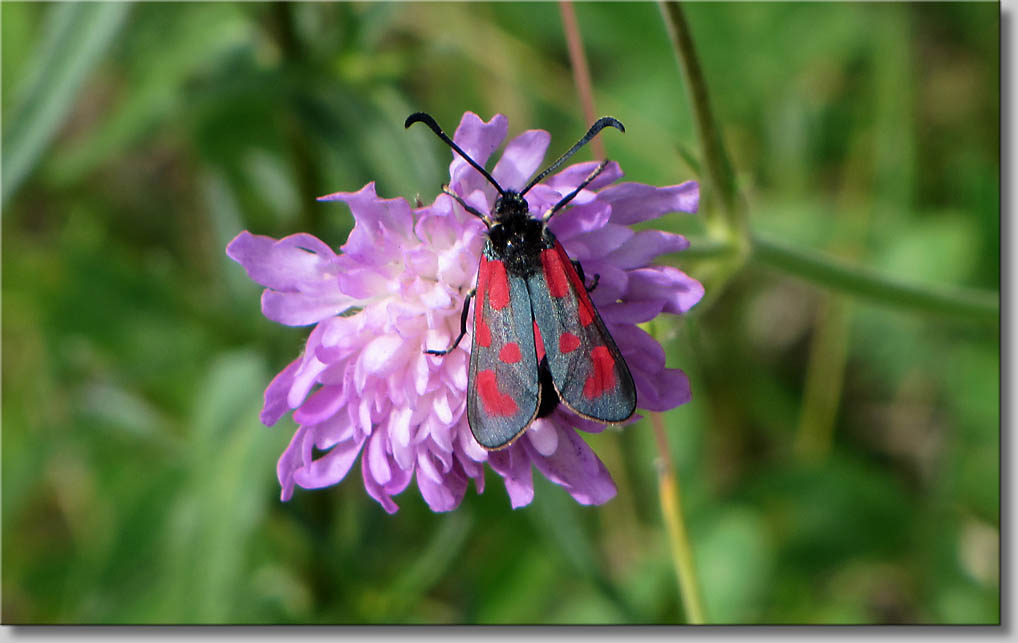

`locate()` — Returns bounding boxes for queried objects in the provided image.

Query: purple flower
[227,112,702,513]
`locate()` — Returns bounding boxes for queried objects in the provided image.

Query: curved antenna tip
[405,112,435,129]
[519,115,626,195]
[594,116,625,134]
[403,111,505,195]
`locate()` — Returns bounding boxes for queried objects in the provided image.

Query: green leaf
[2,2,129,205]
[150,350,284,623]
[530,475,641,622]
[693,507,774,623]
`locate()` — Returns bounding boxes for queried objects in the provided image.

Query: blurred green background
[1,1,999,624]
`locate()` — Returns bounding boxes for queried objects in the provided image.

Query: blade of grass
[384,511,474,622]
[2,2,129,205]
[530,476,641,622]
[651,412,706,624]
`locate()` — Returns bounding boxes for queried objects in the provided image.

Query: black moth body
[407,112,637,450]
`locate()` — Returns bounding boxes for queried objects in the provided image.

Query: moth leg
[572,259,600,293]
[425,289,475,356]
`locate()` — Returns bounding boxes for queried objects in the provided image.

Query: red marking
[499,342,522,364]
[534,321,546,361]
[476,311,492,345]
[583,346,616,399]
[547,243,595,326]
[558,243,587,293]
[559,332,580,354]
[576,298,594,327]
[488,259,510,309]
[477,370,518,417]
[474,257,491,347]
[541,249,570,298]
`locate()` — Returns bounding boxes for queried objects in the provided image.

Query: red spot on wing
[541,248,570,298]
[583,346,617,400]
[499,342,522,364]
[474,309,492,347]
[474,256,492,347]
[576,298,594,327]
[534,321,546,361]
[488,259,510,309]
[559,332,580,354]
[477,370,519,417]
[546,243,595,326]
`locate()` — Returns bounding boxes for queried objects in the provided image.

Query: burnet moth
[406,112,637,450]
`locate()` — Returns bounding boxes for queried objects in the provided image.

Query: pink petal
[546,160,623,193]
[526,419,559,456]
[227,231,339,292]
[450,112,508,197]
[261,289,353,327]
[293,433,366,490]
[606,230,690,270]
[562,223,634,261]
[488,447,535,509]
[367,430,391,485]
[626,266,704,315]
[597,299,665,324]
[601,180,699,224]
[293,384,346,425]
[312,413,357,450]
[612,324,666,372]
[277,426,309,501]
[632,367,691,412]
[492,129,550,191]
[362,456,399,514]
[548,200,612,241]
[417,449,444,485]
[585,262,629,306]
[321,183,415,265]
[358,334,407,377]
[416,464,468,512]
[261,358,301,426]
[525,427,616,506]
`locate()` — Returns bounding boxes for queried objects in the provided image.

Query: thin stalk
[268,2,322,234]
[752,234,999,323]
[794,295,853,461]
[559,1,604,159]
[651,413,706,624]
[658,1,743,240]
[681,236,738,260]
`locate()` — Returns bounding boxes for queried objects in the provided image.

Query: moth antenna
[405,112,505,196]
[543,159,610,222]
[521,116,624,196]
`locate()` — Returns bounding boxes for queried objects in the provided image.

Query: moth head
[492,190,530,223]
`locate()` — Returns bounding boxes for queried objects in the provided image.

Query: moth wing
[527,241,636,423]
[466,252,541,449]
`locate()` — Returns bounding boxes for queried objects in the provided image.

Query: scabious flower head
[227,112,703,513]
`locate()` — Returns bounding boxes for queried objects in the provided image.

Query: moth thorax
[486,215,552,277]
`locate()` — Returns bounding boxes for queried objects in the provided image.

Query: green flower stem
[752,234,999,322]
[651,413,706,624]
[681,236,739,260]
[681,235,999,322]
[658,1,744,242]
